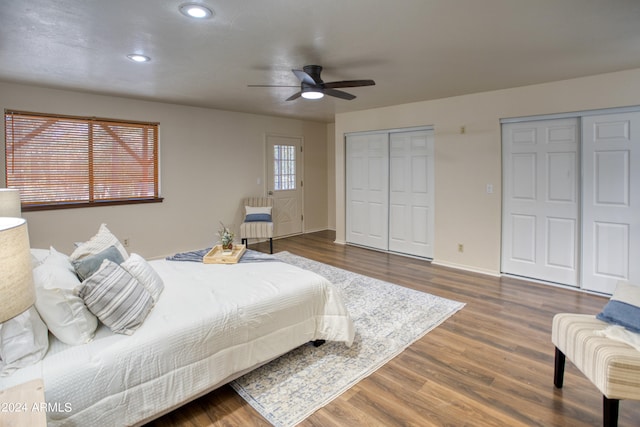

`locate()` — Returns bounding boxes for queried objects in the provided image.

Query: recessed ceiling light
[127,54,151,63]
[179,3,214,19]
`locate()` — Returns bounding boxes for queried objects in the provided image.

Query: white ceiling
[1,0,640,123]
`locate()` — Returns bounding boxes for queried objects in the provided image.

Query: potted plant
[218,222,235,254]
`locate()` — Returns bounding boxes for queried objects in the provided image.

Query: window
[273,144,296,191]
[5,110,161,211]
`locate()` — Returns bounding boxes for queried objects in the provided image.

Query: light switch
[486,184,493,194]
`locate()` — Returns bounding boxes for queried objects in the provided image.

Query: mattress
[0,258,355,426]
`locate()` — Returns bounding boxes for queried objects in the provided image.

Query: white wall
[335,68,640,275]
[0,82,328,258]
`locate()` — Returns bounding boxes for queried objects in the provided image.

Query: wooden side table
[0,379,47,426]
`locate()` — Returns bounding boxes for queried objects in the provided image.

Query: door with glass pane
[266,134,303,237]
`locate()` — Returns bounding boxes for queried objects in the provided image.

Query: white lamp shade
[0,218,35,323]
[0,188,21,217]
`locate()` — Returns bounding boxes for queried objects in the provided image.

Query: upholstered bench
[552,313,640,427]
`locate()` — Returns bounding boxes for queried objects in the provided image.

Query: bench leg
[603,396,619,427]
[269,238,273,254]
[554,347,565,388]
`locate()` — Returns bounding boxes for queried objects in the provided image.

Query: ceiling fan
[248,65,375,101]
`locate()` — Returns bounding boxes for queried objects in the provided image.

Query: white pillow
[30,248,51,268]
[0,307,49,377]
[121,254,164,303]
[33,247,98,345]
[245,206,272,215]
[70,223,129,261]
[78,260,154,335]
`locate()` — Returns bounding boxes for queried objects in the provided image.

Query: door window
[273,144,296,191]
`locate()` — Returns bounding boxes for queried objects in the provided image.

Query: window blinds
[5,110,160,210]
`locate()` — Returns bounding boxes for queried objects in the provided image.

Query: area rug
[230,251,465,427]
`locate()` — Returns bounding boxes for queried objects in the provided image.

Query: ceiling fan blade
[247,85,300,88]
[324,89,356,100]
[293,69,320,85]
[322,79,376,89]
[286,91,303,101]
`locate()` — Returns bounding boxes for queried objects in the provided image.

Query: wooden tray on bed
[203,244,246,264]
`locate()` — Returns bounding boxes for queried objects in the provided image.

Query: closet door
[501,118,579,286]
[388,130,434,258]
[582,112,640,294]
[346,132,389,250]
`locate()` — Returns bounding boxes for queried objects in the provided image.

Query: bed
[0,251,355,426]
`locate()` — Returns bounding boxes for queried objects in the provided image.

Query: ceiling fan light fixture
[179,3,214,19]
[301,90,324,100]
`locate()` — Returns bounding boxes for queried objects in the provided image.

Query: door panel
[594,222,628,278]
[502,118,579,286]
[548,152,576,202]
[388,130,434,258]
[511,214,536,263]
[582,112,640,293]
[346,133,389,250]
[512,153,536,199]
[266,135,303,237]
[546,217,576,269]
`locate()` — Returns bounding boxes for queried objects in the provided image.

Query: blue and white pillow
[596,281,640,333]
[244,206,272,222]
[72,245,125,281]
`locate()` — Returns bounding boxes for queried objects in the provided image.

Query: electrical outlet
[458,243,464,253]
[123,238,130,247]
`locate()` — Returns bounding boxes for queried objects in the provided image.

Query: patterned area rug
[230,251,465,427]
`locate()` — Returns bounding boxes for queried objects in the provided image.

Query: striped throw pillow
[120,253,164,303]
[78,260,153,335]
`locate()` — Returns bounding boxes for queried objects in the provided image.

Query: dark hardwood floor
[147,230,640,426]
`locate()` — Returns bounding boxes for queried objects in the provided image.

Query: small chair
[552,313,640,427]
[240,197,274,254]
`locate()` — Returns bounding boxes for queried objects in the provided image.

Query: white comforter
[0,258,354,426]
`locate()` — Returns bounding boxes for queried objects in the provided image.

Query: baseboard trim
[431,260,501,277]
[303,227,328,234]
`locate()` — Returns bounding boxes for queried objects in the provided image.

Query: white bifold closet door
[346,129,434,259]
[581,112,640,294]
[501,118,579,287]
